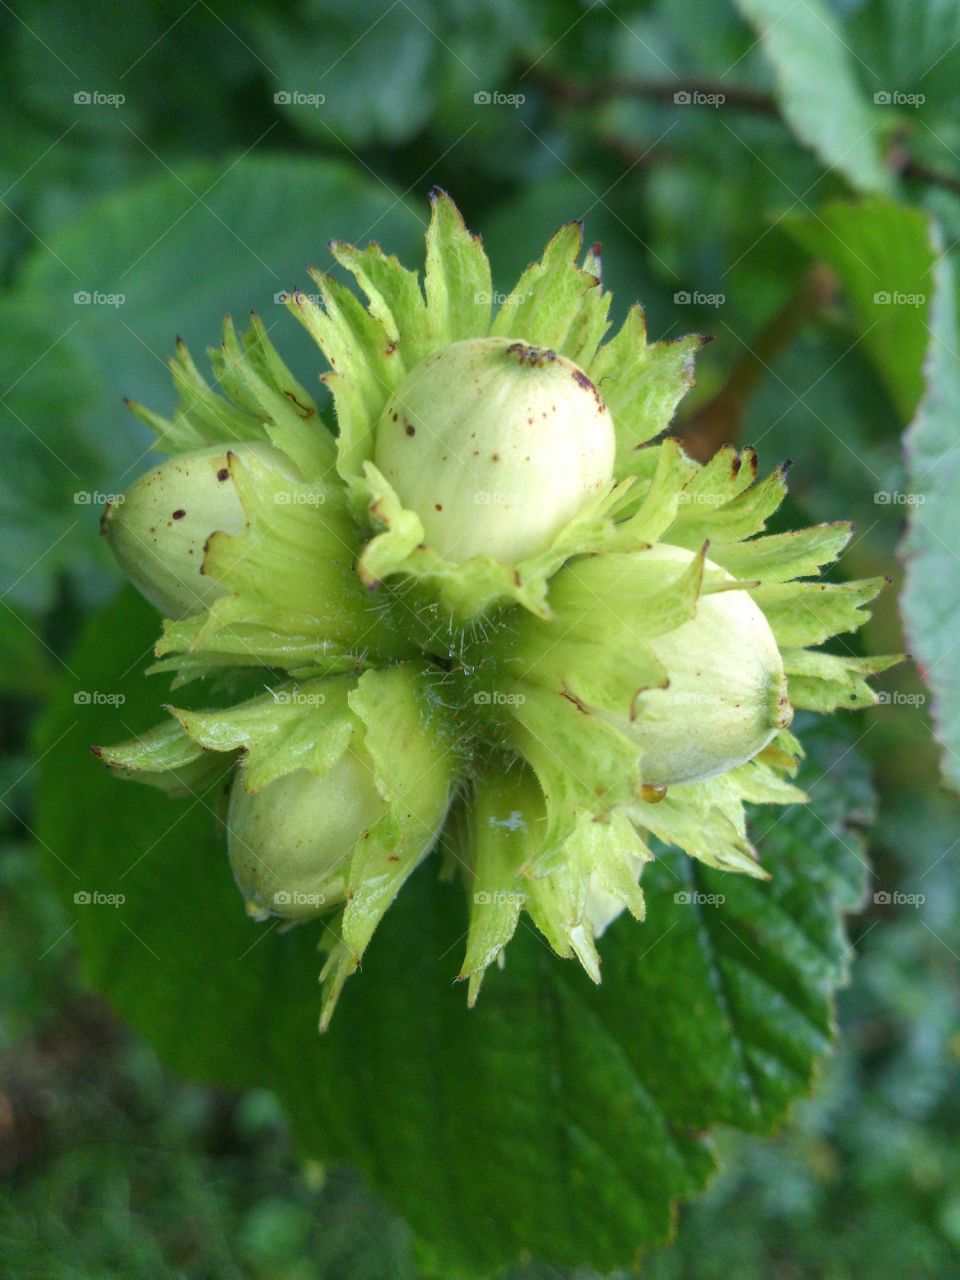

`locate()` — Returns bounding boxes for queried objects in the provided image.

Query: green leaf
[36,589,873,1275]
[712,523,852,582]
[423,188,492,344]
[330,239,431,358]
[481,175,668,330]
[95,717,227,797]
[732,0,891,195]
[0,604,51,698]
[172,678,356,793]
[155,447,403,677]
[587,306,703,467]
[16,154,425,470]
[248,2,435,147]
[459,768,545,995]
[244,1,543,151]
[0,298,108,611]
[489,221,596,349]
[782,648,902,713]
[785,199,935,419]
[750,577,886,647]
[901,247,960,790]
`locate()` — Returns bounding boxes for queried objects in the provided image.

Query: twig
[892,146,960,197]
[678,263,839,462]
[533,68,960,200]
[526,68,778,116]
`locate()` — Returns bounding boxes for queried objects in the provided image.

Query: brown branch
[892,145,960,197]
[531,68,960,198]
[678,263,839,463]
[596,131,681,172]
[525,68,778,116]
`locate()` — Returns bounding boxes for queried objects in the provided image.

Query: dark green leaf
[901,247,960,790]
[0,298,106,610]
[35,589,873,1275]
[731,0,892,195]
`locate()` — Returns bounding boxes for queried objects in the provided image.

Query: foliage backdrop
[1,1,959,1277]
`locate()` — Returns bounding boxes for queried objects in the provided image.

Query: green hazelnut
[373,336,615,563]
[227,751,388,922]
[101,442,295,619]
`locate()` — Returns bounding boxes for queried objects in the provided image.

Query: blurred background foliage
[1,0,959,1276]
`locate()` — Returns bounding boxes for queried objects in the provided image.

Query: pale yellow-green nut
[604,545,791,787]
[372,336,615,563]
[227,752,388,923]
[100,442,294,619]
